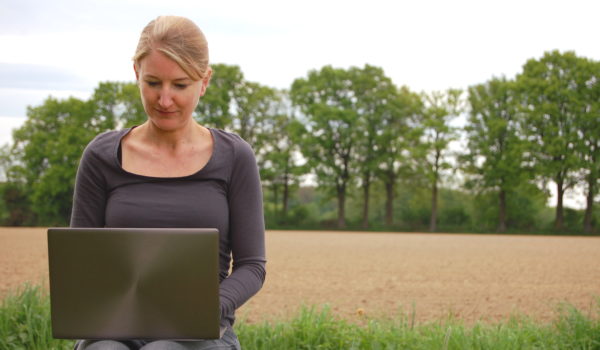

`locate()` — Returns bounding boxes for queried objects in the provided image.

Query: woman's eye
[146,81,159,87]
[175,84,188,89]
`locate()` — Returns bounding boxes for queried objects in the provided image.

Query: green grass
[1,285,599,350]
[0,284,73,350]
[236,304,600,350]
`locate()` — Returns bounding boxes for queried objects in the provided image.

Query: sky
[1,0,599,208]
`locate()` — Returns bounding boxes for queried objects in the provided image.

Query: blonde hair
[133,16,209,80]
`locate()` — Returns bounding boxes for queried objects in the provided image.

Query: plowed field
[1,228,599,323]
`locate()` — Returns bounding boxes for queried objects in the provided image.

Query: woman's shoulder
[210,128,245,144]
[82,128,130,160]
[210,128,255,158]
[209,129,258,181]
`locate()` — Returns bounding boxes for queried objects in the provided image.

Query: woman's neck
[138,119,205,152]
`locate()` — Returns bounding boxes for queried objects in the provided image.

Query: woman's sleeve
[69,140,107,227]
[219,138,267,320]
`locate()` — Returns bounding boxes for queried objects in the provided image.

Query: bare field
[1,227,599,324]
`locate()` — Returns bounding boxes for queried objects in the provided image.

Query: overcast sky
[1,0,599,207]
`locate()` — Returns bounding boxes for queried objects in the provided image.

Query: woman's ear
[133,63,140,81]
[199,67,213,97]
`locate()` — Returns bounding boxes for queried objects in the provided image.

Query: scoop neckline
[115,126,218,180]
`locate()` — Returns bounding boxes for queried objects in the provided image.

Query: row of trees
[464,51,599,233]
[1,50,598,233]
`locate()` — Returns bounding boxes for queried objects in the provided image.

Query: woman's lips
[155,108,177,115]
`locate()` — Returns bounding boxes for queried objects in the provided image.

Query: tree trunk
[282,161,290,219]
[337,184,346,229]
[282,180,289,219]
[362,174,370,229]
[272,183,279,219]
[429,149,441,232]
[554,179,564,231]
[583,173,595,234]
[429,179,438,232]
[384,174,395,227]
[497,188,507,232]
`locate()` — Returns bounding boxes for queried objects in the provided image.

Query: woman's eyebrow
[143,74,192,82]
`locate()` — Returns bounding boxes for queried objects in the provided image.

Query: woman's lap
[74,327,241,350]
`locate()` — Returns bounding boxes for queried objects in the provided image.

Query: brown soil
[1,228,599,324]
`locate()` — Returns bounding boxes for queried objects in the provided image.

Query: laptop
[47,227,223,340]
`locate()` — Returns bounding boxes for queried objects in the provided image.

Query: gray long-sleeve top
[70,127,266,328]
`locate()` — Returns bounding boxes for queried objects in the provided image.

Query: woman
[71,16,266,350]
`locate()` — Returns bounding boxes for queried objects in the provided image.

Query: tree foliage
[419,89,463,232]
[376,86,423,227]
[463,77,529,232]
[8,97,101,225]
[195,63,244,129]
[517,51,595,230]
[350,65,403,228]
[260,91,308,225]
[574,60,600,233]
[291,66,360,228]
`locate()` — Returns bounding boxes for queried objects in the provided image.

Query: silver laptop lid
[47,228,221,340]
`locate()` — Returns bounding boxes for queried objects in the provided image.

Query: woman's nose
[158,87,174,109]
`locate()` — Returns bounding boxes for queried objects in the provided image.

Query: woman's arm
[70,138,107,228]
[219,137,267,321]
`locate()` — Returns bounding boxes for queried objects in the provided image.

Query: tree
[290,66,359,228]
[8,97,104,225]
[195,63,279,165]
[420,89,463,232]
[2,81,145,226]
[517,51,589,230]
[575,59,600,233]
[463,77,529,232]
[260,100,307,224]
[91,81,146,128]
[232,81,279,162]
[350,65,398,228]
[376,86,423,227]
[195,63,244,129]
[117,82,147,126]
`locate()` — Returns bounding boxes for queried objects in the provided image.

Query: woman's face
[135,50,210,131]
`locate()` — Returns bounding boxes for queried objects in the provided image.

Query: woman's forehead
[139,50,191,80]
